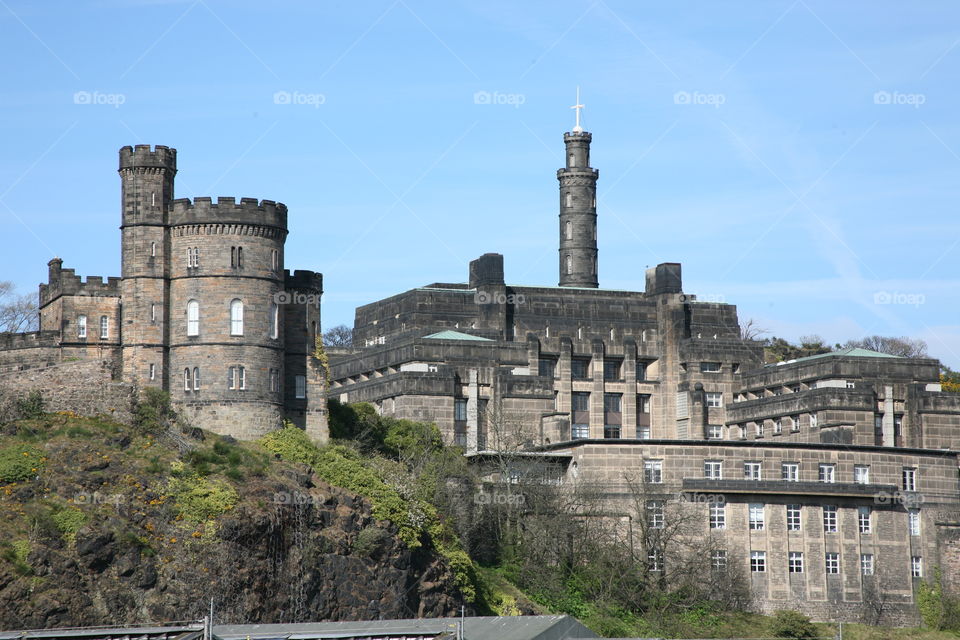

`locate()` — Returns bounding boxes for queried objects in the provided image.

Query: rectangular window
[750,551,766,573]
[709,501,725,529]
[150,303,156,323]
[454,398,468,422]
[903,467,917,492]
[704,460,722,479]
[744,461,762,481]
[271,249,279,271]
[774,418,783,435]
[705,392,723,408]
[637,394,651,436]
[227,366,235,390]
[912,556,923,577]
[647,549,663,573]
[711,550,727,571]
[757,420,765,437]
[571,423,590,439]
[909,509,921,536]
[538,357,557,378]
[861,554,874,576]
[100,316,109,339]
[571,358,590,380]
[637,426,651,439]
[825,552,840,574]
[846,380,856,389]
[603,359,622,381]
[700,361,721,373]
[77,315,87,338]
[237,366,246,390]
[809,412,818,428]
[782,463,799,482]
[707,424,722,439]
[789,551,804,573]
[646,500,665,529]
[149,363,156,381]
[572,391,590,412]
[787,505,801,531]
[295,374,306,399]
[819,464,836,483]
[791,414,800,432]
[749,503,765,531]
[637,361,648,381]
[603,393,622,439]
[823,505,838,533]
[270,369,279,393]
[854,465,870,484]
[858,506,872,534]
[572,391,589,439]
[643,460,663,484]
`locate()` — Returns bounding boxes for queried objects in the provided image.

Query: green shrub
[260,423,321,465]
[0,539,32,576]
[0,443,44,482]
[166,474,238,523]
[918,569,945,629]
[52,507,87,542]
[383,418,443,459]
[353,526,389,557]
[769,610,818,639]
[15,390,45,419]
[133,387,173,433]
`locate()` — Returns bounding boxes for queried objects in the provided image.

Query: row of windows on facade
[735,379,856,401]
[538,357,654,381]
[570,392,651,439]
[646,548,920,578]
[724,413,819,438]
[75,315,111,339]
[177,246,280,271]
[179,365,307,398]
[670,500,920,536]
[642,458,919,490]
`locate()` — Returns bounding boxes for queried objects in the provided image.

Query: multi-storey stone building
[0,145,327,440]
[329,124,960,623]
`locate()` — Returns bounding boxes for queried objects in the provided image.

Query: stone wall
[0,359,134,424]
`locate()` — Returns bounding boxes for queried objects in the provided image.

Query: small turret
[558,91,599,288]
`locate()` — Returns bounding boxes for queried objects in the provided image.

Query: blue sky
[1,1,958,367]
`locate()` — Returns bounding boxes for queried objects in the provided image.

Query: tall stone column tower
[557,110,599,288]
[118,145,176,385]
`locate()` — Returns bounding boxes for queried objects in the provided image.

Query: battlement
[285,269,323,293]
[169,197,288,229]
[40,261,121,307]
[119,144,177,171]
[0,330,61,351]
[563,131,592,142]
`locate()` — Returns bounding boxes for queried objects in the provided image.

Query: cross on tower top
[570,86,584,133]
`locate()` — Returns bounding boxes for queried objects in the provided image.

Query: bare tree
[322,323,353,347]
[739,318,769,341]
[0,281,38,332]
[845,335,928,358]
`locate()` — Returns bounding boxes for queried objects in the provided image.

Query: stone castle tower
[34,145,327,440]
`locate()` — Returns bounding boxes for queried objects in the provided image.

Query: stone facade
[329,126,960,624]
[0,145,327,441]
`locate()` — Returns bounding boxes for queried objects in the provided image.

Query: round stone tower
[119,145,177,384]
[167,197,289,438]
[557,130,599,288]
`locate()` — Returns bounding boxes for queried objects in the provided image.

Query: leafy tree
[941,366,960,393]
[844,335,928,358]
[323,323,353,347]
[0,281,38,332]
[763,335,834,363]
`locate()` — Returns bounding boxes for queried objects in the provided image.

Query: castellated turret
[557,131,599,288]
[108,145,326,439]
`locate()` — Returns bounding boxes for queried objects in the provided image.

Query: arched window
[150,241,156,257]
[565,192,572,207]
[184,368,191,391]
[568,153,575,168]
[77,315,87,338]
[193,367,200,391]
[270,302,279,339]
[565,221,572,240]
[150,304,156,323]
[230,299,243,336]
[186,300,199,336]
[565,255,572,275]
[271,249,279,271]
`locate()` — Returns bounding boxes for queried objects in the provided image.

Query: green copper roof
[422,330,493,341]
[781,346,903,365]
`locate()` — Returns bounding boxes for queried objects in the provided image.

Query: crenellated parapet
[285,269,323,294]
[118,144,177,172]
[169,197,287,230]
[40,260,121,307]
[0,330,61,350]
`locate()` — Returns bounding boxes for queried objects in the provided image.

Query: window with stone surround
[787,505,801,531]
[571,358,590,380]
[823,505,838,533]
[749,503,765,530]
[704,460,722,479]
[855,465,870,484]
[861,554,874,575]
[705,392,723,408]
[909,509,921,536]
[647,500,665,529]
[700,362,721,373]
[77,315,87,338]
[187,300,199,336]
[711,550,727,571]
[270,302,279,339]
[454,398,467,422]
[603,359,622,381]
[193,367,200,391]
[230,299,243,336]
[744,461,762,480]
[782,462,799,482]
[912,556,923,577]
[100,316,109,339]
[709,501,725,529]
[707,424,722,439]
[643,460,662,484]
[295,374,306,399]
[789,551,804,573]
[750,551,766,572]
[183,368,191,391]
[825,552,840,574]
[858,506,872,534]
[819,464,836,483]
[228,366,246,391]
[903,467,918,492]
